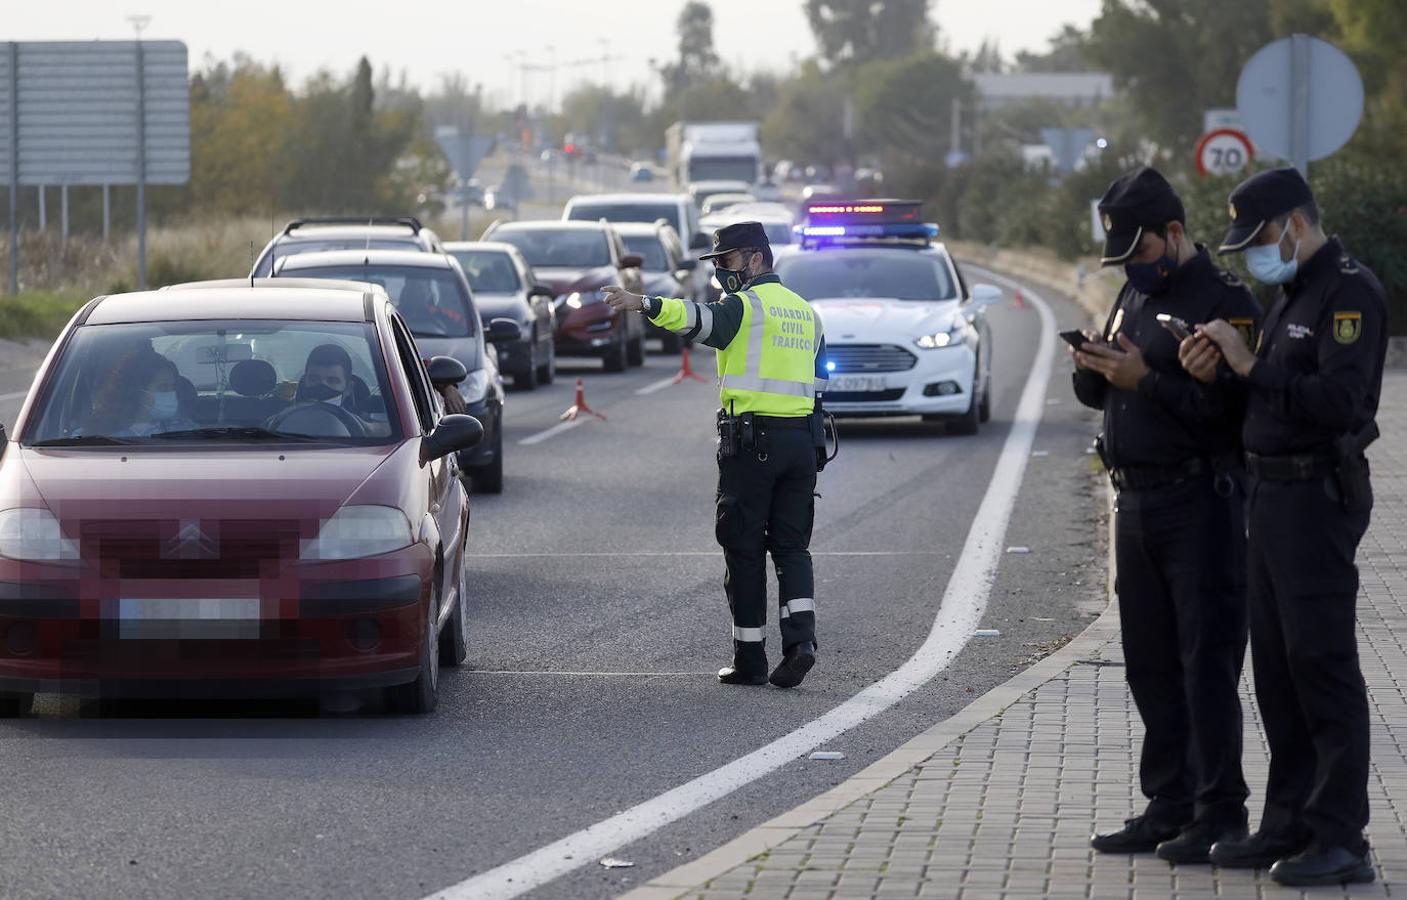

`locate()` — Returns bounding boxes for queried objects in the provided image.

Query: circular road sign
[1236,35,1363,163]
[1195,128,1255,177]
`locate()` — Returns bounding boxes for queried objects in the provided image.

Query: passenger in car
[81,348,197,437]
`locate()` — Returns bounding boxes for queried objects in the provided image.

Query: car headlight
[457,368,491,405]
[300,505,413,561]
[915,325,966,350]
[0,508,80,561]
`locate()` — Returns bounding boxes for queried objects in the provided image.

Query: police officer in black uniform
[1181,168,1386,886]
[1074,168,1262,863]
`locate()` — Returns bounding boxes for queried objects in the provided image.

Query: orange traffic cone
[1012,288,1026,309]
[560,378,607,422]
[671,344,709,385]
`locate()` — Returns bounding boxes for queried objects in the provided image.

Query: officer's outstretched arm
[647,294,746,351]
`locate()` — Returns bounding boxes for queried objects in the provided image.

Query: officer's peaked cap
[700,221,770,261]
[1218,167,1316,255]
[1096,167,1185,267]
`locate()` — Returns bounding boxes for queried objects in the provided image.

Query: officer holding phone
[1074,168,1263,864]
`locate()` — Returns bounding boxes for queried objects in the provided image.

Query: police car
[773,201,1001,434]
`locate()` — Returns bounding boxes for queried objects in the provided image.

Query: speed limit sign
[1196,128,1255,177]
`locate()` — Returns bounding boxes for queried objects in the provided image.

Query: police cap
[700,221,770,261]
[1218,167,1315,254]
[1097,167,1185,266]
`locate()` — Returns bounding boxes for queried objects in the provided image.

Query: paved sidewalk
[625,372,1407,900]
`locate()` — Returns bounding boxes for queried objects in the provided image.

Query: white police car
[772,201,1002,434]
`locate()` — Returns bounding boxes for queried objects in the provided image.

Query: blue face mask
[146,389,178,420]
[1245,226,1300,285]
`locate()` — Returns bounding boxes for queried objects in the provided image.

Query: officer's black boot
[769,641,815,689]
[1156,821,1248,865]
[1269,842,1375,886]
[718,640,768,686]
[1208,827,1312,868]
[1090,814,1185,854]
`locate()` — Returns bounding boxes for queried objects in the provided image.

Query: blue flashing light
[826,360,836,372]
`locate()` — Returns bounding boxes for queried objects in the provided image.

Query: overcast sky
[15,0,1102,107]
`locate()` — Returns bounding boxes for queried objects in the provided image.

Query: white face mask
[146,389,179,420]
[1245,224,1301,285]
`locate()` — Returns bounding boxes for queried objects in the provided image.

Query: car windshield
[255,238,418,274]
[621,235,670,272]
[776,251,958,302]
[288,265,476,338]
[492,228,611,269]
[566,203,682,238]
[25,320,401,445]
[451,250,522,293]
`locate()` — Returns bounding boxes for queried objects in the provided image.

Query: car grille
[825,344,917,373]
[825,389,907,403]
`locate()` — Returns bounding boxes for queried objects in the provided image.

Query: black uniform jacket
[1242,237,1387,456]
[1074,247,1262,468]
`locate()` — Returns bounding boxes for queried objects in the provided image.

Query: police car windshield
[288,265,476,338]
[776,251,958,302]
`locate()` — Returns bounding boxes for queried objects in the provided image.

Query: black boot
[719,640,768,686]
[1269,843,1375,886]
[769,642,815,688]
[1156,821,1248,865]
[1209,828,1312,869]
[1091,815,1185,854]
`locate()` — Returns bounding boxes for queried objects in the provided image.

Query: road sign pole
[8,42,18,296]
[135,38,147,290]
[1290,33,1311,176]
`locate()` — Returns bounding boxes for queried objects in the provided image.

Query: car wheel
[602,331,628,373]
[472,410,505,494]
[537,338,556,384]
[439,547,469,667]
[978,371,992,423]
[516,339,539,391]
[627,332,645,367]
[0,691,34,717]
[947,391,981,436]
[385,595,439,714]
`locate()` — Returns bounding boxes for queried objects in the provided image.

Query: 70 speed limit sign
[1196,128,1256,177]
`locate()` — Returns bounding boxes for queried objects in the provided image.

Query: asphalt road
[0,266,1108,900]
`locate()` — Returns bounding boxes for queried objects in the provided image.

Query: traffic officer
[1180,167,1386,886]
[1074,167,1262,863]
[603,222,828,689]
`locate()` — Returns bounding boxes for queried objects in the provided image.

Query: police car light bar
[796,222,939,240]
[804,199,923,226]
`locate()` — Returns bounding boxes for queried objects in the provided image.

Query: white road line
[516,418,585,446]
[423,277,1057,900]
[634,375,679,396]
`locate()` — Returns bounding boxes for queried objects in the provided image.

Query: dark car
[276,250,519,494]
[0,280,485,714]
[614,222,698,353]
[444,241,556,391]
[250,217,444,277]
[481,221,646,373]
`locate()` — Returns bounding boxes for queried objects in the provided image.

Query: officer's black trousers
[715,427,817,657]
[1248,477,1372,850]
[1114,474,1250,828]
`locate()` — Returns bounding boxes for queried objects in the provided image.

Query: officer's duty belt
[1245,451,1335,481]
[752,415,812,430]
[1109,457,1205,491]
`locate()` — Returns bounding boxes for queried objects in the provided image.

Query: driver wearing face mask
[297,344,362,411]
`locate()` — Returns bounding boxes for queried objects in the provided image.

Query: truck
[665,121,762,190]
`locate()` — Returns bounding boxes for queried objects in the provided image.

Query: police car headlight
[457,369,490,405]
[0,508,80,561]
[300,505,413,560]
[915,326,965,350]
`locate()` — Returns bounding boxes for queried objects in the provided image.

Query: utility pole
[128,14,151,289]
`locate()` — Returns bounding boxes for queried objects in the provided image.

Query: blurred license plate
[118,598,260,640]
[829,375,888,393]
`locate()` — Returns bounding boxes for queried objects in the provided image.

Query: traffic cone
[670,344,709,385]
[1012,288,1026,309]
[560,378,607,422]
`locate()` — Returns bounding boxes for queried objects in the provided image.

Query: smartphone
[1060,329,1091,351]
[1155,313,1192,341]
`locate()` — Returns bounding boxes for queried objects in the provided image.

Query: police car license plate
[118,597,261,640]
[829,375,888,393]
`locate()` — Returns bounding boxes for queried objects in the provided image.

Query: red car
[0,279,484,714]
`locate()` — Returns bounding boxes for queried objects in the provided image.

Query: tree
[853,52,972,163]
[660,1,720,99]
[805,0,935,67]
[966,38,1005,75]
[1329,0,1407,158]
[761,61,849,166]
[1014,25,1091,73]
[186,57,294,215]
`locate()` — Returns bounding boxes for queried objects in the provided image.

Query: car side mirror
[969,284,1002,307]
[486,317,523,344]
[426,355,468,388]
[528,286,555,301]
[422,414,483,462]
[690,232,710,250]
[0,424,6,462]
[677,258,698,271]
[620,254,643,269]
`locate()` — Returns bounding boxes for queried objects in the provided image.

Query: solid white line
[517,418,585,446]
[634,375,679,396]
[423,277,1057,900]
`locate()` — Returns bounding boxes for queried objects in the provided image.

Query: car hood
[812,297,963,341]
[533,266,617,295]
[473,292,526,323]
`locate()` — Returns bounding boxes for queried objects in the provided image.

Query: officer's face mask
[714,250,756,294]
[1245,220,1301,285]
[1123,232,1178,295]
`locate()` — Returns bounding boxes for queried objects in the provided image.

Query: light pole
[128,14,151,289]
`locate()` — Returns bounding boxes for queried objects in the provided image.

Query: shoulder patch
[1228,317,1255,346]
[1333,311,1362,345]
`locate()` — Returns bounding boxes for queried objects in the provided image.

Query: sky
[13,0,1104,108]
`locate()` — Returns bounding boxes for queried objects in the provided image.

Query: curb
[617,482,1119,900]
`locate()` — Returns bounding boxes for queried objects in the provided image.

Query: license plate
[118,598,261,640]
[828,375,888,393]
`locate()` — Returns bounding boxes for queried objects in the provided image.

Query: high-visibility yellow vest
[716,282,821,417]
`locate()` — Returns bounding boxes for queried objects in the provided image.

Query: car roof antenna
[249,241,255,288]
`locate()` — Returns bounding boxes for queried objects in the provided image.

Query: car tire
[0,691,34,717]
[627,332,645,367]
[515,339,539,391]
[603,331,628,373]
[438,548,469,667]
[385,596,439,714]
[537,339,556,385]
[947,392,981,436]
[472,410,505,494]
[978,372,993,423]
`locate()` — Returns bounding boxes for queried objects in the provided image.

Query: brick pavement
[625,372,1407,900]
